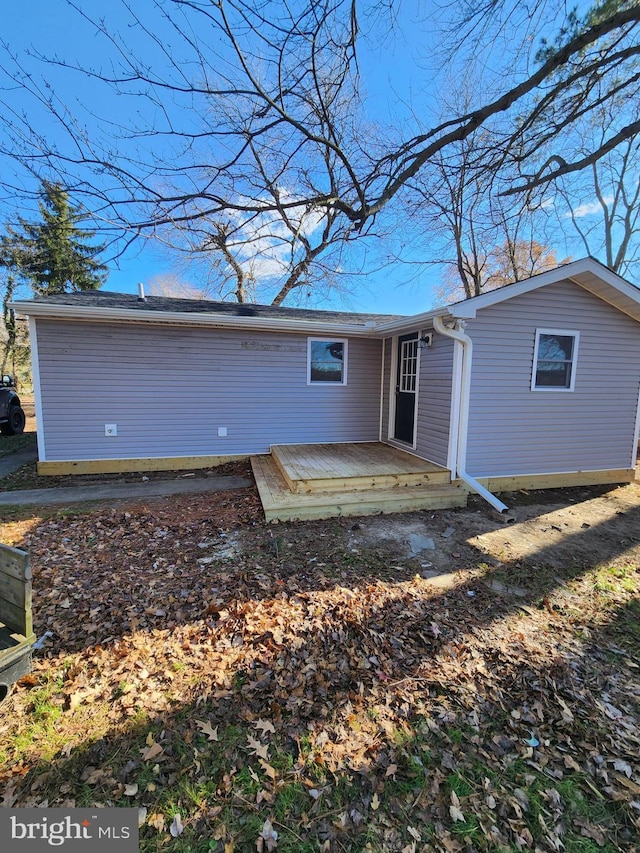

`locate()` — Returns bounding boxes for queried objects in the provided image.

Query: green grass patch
[0,432,36,458]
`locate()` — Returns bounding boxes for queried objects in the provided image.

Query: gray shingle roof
[31,290,404,326]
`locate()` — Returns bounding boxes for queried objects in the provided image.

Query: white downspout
[433,315,509,514]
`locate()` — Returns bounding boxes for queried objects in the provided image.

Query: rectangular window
[399,338,418,392]
[532,329,579,391]
[307,338,348,384]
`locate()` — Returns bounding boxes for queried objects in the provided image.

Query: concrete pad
[0,445,38,478]
[0,476,252,506]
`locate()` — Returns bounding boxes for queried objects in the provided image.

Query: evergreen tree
[0,181,107,295]
[0,182,108,386]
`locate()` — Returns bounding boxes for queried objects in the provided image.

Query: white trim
[410,336,421,451]
[632,378,640,467]
[388,335,398,440]
[28,317,46,462]
[378,338,386,442]
[442,258,640,315]
[375,259,640,336]
[306,337,348,385]
[531,328,580,392]
[10,302,379,338]
[447,336,464,474]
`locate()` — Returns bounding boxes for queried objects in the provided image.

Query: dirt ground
[346,476,640,579]
[1,463,639,852]
[70,463,640,585]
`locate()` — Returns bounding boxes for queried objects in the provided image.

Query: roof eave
[374,303,477,335]
[8,301,381,337]
[447,257,640,314]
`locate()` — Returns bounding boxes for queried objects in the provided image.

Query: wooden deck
[252,442,467,522]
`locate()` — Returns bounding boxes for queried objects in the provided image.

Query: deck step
[251,455,467,522]
[270,442,451,494]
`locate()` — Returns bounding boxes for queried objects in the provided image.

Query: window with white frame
[532,329,579,391]
[307,338,348,384]
[399,338,419,392]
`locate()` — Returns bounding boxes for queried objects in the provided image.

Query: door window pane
[400,339,418,392]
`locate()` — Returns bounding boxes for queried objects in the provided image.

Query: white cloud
[227,191,327,281]
[565,196,613,218]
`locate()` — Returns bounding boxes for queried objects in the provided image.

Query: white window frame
[531,328,580,392]
[399,338,419,393]
[307,337,348,386]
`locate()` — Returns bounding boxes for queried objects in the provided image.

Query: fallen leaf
[255,719,276,735]
[450,804,465,822]
[169,814,184,838]
[450,789,465,822]
[258,818,278,851]
[247,735,270,760]
[259,759,278,780]
[613,758,632,778]
[141,742,164,761]
[147,813,165,832]
[196,720,219,741]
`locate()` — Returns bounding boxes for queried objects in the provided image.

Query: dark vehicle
[0,375,26,435]
[0,544,35,702]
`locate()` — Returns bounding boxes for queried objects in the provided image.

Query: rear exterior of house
[12,258,640,504]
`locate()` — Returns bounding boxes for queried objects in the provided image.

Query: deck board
[251,454,466,522]
[270,442,451,493]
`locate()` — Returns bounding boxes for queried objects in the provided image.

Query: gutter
[433,315,509,514]
[7,302,379,338]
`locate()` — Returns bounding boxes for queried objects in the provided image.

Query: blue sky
[1,1,457,313]
[0,1,599,313]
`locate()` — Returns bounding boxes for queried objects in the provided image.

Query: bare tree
[146,273,208,300]
[553,108,640,281]
[172,199,354,306]
[407,96,566,302]
[433,236,569,304]
[0,0,639,302]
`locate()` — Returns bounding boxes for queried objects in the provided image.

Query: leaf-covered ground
[1,474,639,853]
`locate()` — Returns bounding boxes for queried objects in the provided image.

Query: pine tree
[0,182,108,386]
[0,182,107,295]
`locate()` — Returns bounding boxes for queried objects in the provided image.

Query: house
[11,257,640,521]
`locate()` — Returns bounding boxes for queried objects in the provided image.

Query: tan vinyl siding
[466,280,640,477]
[35,320,383,461]
[415,334,453,466]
